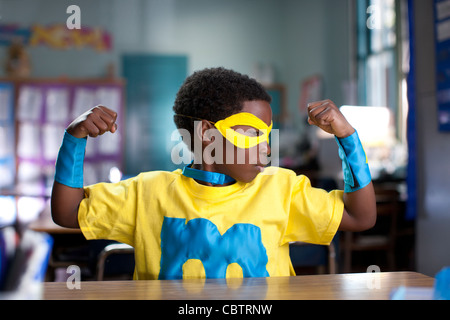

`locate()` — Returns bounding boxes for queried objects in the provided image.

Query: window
[357,0,403,138]
[356,0,409,177]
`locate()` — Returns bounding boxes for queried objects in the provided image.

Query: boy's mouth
[255,165,265,173]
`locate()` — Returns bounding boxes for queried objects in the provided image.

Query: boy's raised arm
[51,106,118,228]
[307,100,377,232]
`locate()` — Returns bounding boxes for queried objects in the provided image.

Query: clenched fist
[307,99,355,139]
[66,106,118,139]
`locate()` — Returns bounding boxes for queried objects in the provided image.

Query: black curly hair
[173,67,272,150]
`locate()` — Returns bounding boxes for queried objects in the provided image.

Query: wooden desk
[43,272,433,300]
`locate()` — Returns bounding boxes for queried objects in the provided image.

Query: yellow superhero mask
[214,113,273,149]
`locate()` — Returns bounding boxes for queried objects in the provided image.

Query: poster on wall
[435,0,450,131]
[0,24,112,52]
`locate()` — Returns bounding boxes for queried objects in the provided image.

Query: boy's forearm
[51,182,84,228]
[51,131,87,229]
[333,129,376,231]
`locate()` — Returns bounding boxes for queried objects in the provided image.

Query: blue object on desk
[434,267,450,300]
[390,286,434,300]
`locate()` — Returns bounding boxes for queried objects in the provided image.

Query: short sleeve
[78,177,139,246]
[282,175,344,245]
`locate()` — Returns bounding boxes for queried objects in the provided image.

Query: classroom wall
[413,0,450,277]
[0,0,117,78]
[0,0,351,121]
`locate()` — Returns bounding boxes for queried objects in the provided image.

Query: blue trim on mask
[182,162,236,186]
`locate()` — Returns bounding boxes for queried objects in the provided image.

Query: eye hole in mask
[213,113,273,149]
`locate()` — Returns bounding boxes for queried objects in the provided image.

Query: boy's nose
[258,142,271,162]
[265,143,271,157]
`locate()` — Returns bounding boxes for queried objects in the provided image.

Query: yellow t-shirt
[78,167,344,280]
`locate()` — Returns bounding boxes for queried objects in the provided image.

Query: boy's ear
[195,120,216,143]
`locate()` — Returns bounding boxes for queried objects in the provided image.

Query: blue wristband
[54,131,87,188]
[335,130,371,193]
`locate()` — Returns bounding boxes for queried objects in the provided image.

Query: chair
[96,243,135,280]
[342,185,401,273]
[290,237,338,274]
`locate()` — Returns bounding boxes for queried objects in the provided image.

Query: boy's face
[210,100,273,183]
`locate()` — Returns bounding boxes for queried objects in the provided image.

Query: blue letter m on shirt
[158,217,269,279]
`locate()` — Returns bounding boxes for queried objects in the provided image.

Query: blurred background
[0,0,448,281]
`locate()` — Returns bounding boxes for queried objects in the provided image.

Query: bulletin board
[0,82,15,189]
[8,79,124,196]
[435,0,450,132]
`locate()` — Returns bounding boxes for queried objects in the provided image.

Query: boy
[51,67,376,280]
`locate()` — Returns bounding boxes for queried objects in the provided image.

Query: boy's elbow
[359,215,377,232]
[50,206,67,227]
[50,182,83,228]
[50,200,80,229]
[342,207,377,232]
[51,210,64,227]
[52,210,80,229]
[354,210,377,232]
